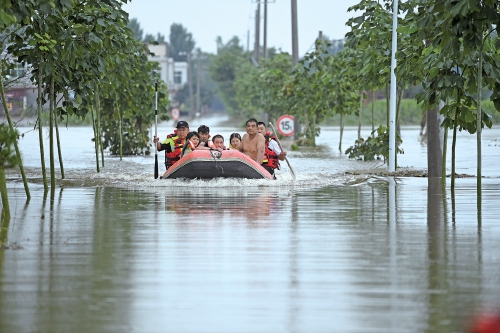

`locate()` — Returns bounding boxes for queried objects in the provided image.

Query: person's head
[229,133,241,148]
[245,118,258,135]
[186,131,200,146]
[175,120,189,139]
[198,125,210,142]
[212,134,225,149]
[257,121,267,135]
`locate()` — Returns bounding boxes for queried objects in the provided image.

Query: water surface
[1,121,500,333]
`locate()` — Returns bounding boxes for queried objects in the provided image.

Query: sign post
[171,108,180,121]
[276,114,294,137]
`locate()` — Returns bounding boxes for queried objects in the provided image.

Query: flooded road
[1,118,500,333]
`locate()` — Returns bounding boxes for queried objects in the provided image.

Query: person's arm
[270,140,287,161]
[256,134,265,165]
[196,142,211,150]
[238,134,246,152]
[154,136,164,151]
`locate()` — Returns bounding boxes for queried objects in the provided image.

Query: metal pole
[255,3,261,63]
[188,52,194,118]
[196,56,201,116]
[264,0,268,59]
[291,0,298,66]
[291,0,299,140]
[388,0,398,172]
[247,29,250,52]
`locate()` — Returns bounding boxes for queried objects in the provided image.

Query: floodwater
[1,117,500,333]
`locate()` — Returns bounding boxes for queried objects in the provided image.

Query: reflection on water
[3,179,499,333]
[2,125,500,333]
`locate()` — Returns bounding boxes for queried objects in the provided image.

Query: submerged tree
[0,124,19,219]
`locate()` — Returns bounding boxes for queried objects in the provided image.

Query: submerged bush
[345,125,403,163]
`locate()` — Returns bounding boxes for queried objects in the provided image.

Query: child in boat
[197,125,215,148]
[181,131,201,157]
[229,133,242,150]
[212,134,227,150]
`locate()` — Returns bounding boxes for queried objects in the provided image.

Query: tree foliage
[235,53,292,122]
[1,0,171,191]
[209,36,247,114]
[169,23,195,61]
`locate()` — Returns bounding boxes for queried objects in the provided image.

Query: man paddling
[239,118,266,166]
[257,121,287,178]
[154,120,189,177]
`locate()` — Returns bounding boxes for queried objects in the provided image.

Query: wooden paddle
[269,122,296,181]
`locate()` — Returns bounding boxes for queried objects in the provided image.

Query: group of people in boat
[153,118,287,179]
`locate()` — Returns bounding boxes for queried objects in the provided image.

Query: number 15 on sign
[276,114,294,137]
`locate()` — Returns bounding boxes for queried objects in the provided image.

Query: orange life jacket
[181,139,197,157]
[163,135,185,168]
[263,135,280,169]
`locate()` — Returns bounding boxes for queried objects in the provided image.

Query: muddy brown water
[1,120,500,333]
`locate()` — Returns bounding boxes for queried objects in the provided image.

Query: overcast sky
[122,0,361,56]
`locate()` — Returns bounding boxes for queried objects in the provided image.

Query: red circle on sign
[171,108,180,120]
[276,115,294,136]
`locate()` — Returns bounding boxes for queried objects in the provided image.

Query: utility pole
[187,52,194,119]
[196,56,201,116]
[254,3,260,63]
[291,0,299,139]
[291,0,298,66]
[263,0,268,59]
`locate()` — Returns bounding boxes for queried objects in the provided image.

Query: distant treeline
[324,99,500,127]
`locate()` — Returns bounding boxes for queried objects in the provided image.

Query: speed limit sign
[276,114,294,136]
[171,108,180,120]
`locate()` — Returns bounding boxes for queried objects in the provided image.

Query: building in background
[2,44,188,118]
[147,43,187,105]
[0,52,37,117]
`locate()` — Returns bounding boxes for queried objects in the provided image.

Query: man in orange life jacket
[257,121,287,179]
[154,120,189,176]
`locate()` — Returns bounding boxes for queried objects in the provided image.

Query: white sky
[122,0,361,56]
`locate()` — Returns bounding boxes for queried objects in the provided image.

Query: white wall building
[147,43,188,97]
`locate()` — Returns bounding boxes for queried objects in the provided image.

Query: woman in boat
[229,133,242,150]
[181,131,201,157]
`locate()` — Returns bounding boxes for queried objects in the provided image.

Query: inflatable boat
[163,149,274,180]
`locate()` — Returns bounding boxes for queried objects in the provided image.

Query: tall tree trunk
[118,99,123,160]
[114,94,123,161]
[96,85,104,167]
[385,83,390,128]
[37,61,48,191]
[311,113,317,147]
[0,68,30,199]
[358,91,363,140]
[0,166,9,220]
[442,127,448,185]
[339,113,344,152]
[371,89,375,136]
[91,103,100,172]
[54,105,65,179]
[476,38,483,209]
[427,105,442,178]
[396,85,404,135]
[49,75,56,190]
[451,108,459,193]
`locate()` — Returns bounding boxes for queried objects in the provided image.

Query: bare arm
[238,134,246,152]
[256,134,265,165]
